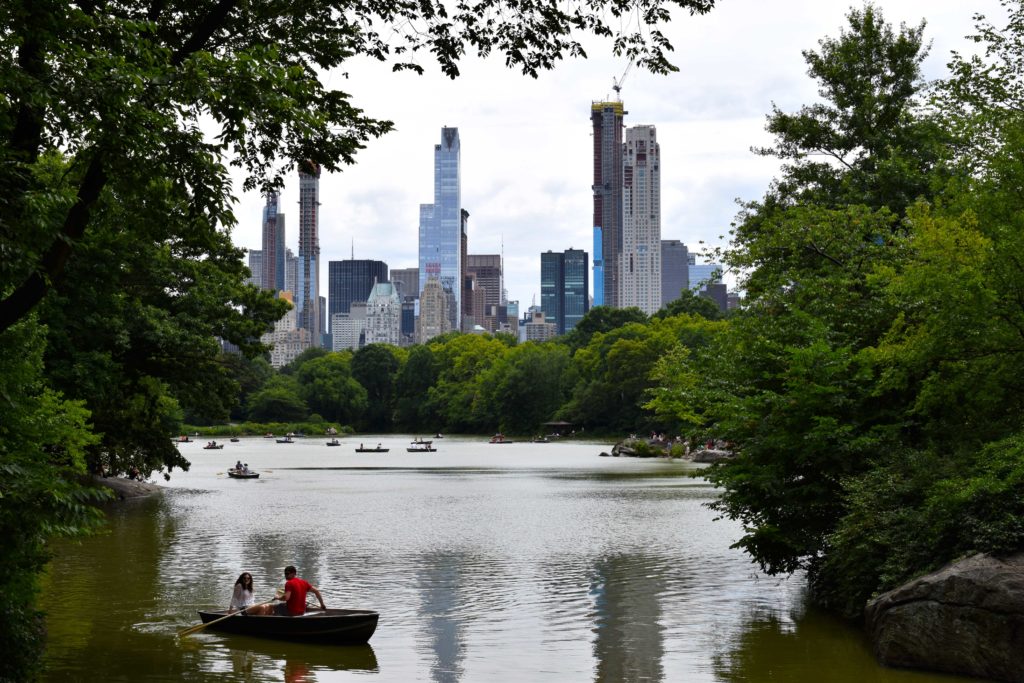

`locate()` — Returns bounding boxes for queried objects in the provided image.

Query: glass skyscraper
[328,259,389,320]
[540,248,590,335]
[419,127,462,331]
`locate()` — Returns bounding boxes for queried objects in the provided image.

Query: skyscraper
[419,127,462,332]
[661,240,690,306]
[296,161,322,346]
[466,254,503,332]
[246,249,262,288]
[418,276,450,343]
[592,100,625,308]
[390,267,419,301]
[260,192,285,293]
[621,125,661,314]
[328,260,389,320]
[540,248,590,335]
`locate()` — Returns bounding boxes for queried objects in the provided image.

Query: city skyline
[228,1,1004,311]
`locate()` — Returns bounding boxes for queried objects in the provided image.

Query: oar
[177,598,276,638]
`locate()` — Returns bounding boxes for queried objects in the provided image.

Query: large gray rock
[865,552,1024,682]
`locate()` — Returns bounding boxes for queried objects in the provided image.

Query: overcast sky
[229,0,1006,310]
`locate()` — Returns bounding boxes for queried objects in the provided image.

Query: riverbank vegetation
[5,1,1024,680]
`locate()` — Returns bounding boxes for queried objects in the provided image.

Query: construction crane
[612,61,633,101]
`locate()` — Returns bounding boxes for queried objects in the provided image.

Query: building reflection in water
[415,551,469,683]
[589,554,667,683]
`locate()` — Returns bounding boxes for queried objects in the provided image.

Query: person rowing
[271,565,326,616]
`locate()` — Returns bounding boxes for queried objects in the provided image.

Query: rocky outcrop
[90,475,162,500]
[691,448,733,463]
[865,552,1024,682]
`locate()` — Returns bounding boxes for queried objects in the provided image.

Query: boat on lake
[407,440,436,453]
[203,441,224,450]
[355,444,389,453]
[326,438,341,447]
[489,434,513,444]
[230,437,240,442]
[176,435,191,443]
[227,468,259,479]
[276,437,294,444]
[195,608,378,644]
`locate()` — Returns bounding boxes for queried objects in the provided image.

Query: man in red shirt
[272,565,326,616]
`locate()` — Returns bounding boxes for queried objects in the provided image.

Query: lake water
[41,436,972,682]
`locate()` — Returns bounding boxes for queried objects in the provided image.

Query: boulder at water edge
[864,552,1024,682]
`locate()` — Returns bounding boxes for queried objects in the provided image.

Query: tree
[0,320,108,683]
[477,342,575,433]
[352,344,404,431]
[393,344,441,431]
[294,353,367,425]
[689,6,955,603]
[560,306,649,351]
[247,375,309,422]
[653,290,723,321]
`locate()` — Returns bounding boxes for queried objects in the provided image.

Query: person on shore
[273,565,326,616]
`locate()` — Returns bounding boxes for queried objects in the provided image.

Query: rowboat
[276,437,294,444]
[227,469,259,479]
[355,447,389,453]
[195,608,379,644]
[326,439,341,447]
[203,443,224,450]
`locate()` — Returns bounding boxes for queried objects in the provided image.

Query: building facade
[689,263,722,292]
[418,276,451,343]
[260,192,285,293]
[390,267,420,302]
[524,310,557,342]
[541,248,590,335]
[661,239,689,306]
[364,282,402,346]
[331,302,367,352]
[620,125,661,314]
[466,254,503,332]
[419,127,462,332]
[262,293,311,368]
[592,100,625,308]
[328,259,389,321]
[246,249,262,288]
[296,161,322,346]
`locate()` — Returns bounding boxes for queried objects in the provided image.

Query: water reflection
[589,554,666,683]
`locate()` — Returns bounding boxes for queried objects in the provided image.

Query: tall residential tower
[296,161,322,345]
[592,101,625,308]
[621,125,661,314]
[260,192,285,293]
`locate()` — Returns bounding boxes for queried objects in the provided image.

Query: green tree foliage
[560,305,649,351]
[295,352,368,426]
[563,316,698,434]
[653,290,723,321]
[393,344,441,431]
[351,344,405,431]
[0,320,108,683]
[476,342,575,434]
[683,6,951,600]
[426,334,509,433]
[246,375,309,422]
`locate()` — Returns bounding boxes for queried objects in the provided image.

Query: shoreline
[89,474,162,500]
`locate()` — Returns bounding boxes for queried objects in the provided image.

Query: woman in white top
[229,572,256,612]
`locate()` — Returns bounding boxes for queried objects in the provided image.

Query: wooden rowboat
[227,469,259,479]
[355,447,389,453]
[196,608,379,644]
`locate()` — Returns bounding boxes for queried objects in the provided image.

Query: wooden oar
[177,598,275,638]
